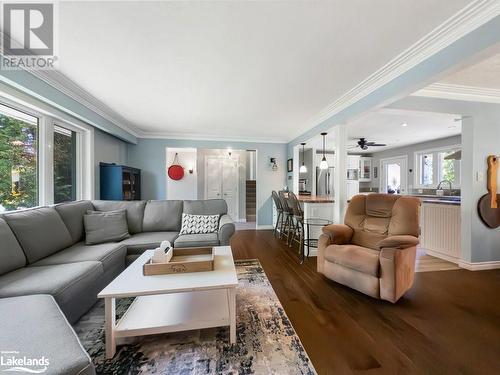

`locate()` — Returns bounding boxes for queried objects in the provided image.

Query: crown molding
[26,68,141,137]
[136,130,288,144]
[292,0,500,143]
[412,82,500,104]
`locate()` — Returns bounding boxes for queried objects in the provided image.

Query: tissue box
[143,247,214,275]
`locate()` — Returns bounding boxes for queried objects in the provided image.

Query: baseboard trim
[423,248,460,264]
[256,225,274,230]
[458,260,500,270]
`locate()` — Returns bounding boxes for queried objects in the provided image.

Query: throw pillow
[84,209,130,245]
[179,213,219,235]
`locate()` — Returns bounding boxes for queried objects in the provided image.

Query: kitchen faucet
[436,180,453,196]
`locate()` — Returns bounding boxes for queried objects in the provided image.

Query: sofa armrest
[321,224,354,245]
[218,214,235,245]
[377,235,419,250]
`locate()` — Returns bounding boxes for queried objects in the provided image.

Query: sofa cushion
[0,218,26,275]
[32,242,126,272]
[121,231,179,255]
[92,200,146,234]
[0,261,103,320]
[3,207,73,264]
[84,209,130,245]
[143,200,183,232]
[183,199,227,216]
[179,213,219,234]
[324,244,380,277]
[0,295,95,375]
[174,233,220,248]
[54,200,94,243]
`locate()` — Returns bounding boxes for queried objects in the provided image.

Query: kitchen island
[298,195,335,257]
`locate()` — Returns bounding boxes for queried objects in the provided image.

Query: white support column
[333,124,348,223]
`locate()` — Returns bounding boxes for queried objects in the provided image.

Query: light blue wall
[127,138,287,226]
[389,96,500,264]
[94,129,128,198]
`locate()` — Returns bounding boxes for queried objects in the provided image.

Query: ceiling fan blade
[347,145,359,149]
[370,143,387,147]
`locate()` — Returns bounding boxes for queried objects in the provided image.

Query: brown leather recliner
[317,194,421,303]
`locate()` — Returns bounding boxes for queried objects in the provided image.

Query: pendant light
[319,132,328,170]
[299,143,307,173]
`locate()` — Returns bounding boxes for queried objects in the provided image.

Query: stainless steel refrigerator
[316,167,334,196]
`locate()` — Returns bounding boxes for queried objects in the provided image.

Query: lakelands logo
[0,351,49,373]
[1,1,58,70]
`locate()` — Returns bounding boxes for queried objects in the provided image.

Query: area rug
[74,259,316,375]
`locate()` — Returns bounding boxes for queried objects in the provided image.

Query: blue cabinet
[99,163,141,200]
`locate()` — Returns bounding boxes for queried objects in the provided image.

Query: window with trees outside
[0,97,93,213]
[415,146,461,188]
[0,104,38,212]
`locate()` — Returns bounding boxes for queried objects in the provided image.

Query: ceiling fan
[349,138,387,150]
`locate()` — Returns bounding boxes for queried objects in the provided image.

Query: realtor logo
[1,2,58,69]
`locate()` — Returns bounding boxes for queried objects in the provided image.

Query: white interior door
[222,158,239,220]
[205,157,222,199]
[380,156,407,195]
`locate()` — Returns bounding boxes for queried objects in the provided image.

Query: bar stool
[271,191,284,238]
[287,192,304,253]
[278,191,293,242]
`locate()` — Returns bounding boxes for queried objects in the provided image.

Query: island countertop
[297,194,335,203]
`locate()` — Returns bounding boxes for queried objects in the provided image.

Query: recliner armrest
[322,224,354,245]
[377,235,419,250]
[218,214,235,245]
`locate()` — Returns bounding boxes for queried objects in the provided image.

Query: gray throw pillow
[84,209,130,245]
[179,213,219,235]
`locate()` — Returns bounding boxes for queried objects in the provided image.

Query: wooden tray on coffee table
[143,247,214,275]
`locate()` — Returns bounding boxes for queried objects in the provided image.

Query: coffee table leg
[105,297,116,359]
[227,288,236,344]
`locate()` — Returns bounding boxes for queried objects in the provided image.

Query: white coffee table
[98,246,238,358]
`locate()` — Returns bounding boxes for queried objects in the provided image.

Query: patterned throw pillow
[179,213,220,235]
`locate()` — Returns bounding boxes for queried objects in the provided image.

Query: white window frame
[0,84,94,209]
[414,144,461,189]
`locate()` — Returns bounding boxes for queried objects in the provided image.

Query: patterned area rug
[74,260,316,375]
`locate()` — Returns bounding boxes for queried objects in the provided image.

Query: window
[0,104,39,212]
[415,146,461,188]
[0,93,94,212]
[438,150,460,186]
[419,153,433,186]
[53,125,77,203]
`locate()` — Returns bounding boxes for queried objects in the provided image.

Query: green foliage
[441,155,456,183]
[0,114,37,211]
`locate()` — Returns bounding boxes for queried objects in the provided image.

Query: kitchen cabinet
[420,202,461,262]
[359,157,372,182]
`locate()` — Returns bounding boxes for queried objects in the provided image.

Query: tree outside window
[0,110,38,212]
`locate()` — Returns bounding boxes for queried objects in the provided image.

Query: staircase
[246,180,256,222]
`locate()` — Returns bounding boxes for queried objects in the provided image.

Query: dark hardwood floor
[230,230,500,375]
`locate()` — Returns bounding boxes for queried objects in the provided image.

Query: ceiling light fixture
[299,143,307,173]
[319,132,328,170]
[401,123,408,127]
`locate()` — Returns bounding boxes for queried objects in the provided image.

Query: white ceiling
[345,108,461,153]
[57,0,472,142]
[440,51,500,89]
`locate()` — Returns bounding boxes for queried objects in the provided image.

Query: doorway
[380,156,407,194]
[205,155,239,220]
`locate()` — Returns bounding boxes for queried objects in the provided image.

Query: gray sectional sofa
[0,199,234,375]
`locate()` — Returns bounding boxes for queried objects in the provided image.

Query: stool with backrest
[278,191,293,242]
[317,194,421,303]
[287,192,304,250]
[271,191,284,238]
